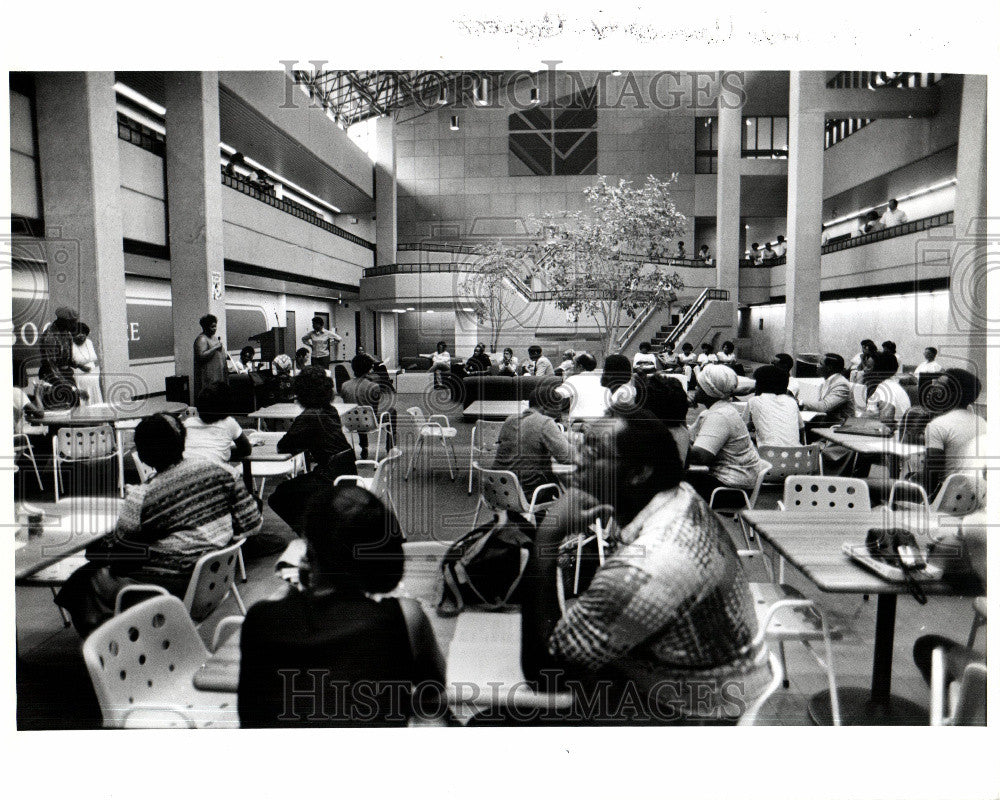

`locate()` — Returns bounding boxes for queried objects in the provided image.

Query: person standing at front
[302,316,342,370]
[193,314,227,402]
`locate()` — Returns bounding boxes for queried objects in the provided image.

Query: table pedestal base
[809,687,927,726]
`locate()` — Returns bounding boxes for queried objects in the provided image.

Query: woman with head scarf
[685,365,764,501]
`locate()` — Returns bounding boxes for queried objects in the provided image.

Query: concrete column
[783,72,827,358]
[374,116,397,267]
[163,72,226,386]
[944,74,987,380]
[378,312,398,369]
[35,72,131,396]
[715,99,742,307]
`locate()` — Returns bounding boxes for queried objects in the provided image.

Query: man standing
[193,314,227,402]
[302,316,342,370]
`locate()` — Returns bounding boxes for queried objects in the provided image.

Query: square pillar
[35,72,131,395]
[163,72,226,387]
[374,116,397,267]
[783,72,827,357]
[715,100,742,301]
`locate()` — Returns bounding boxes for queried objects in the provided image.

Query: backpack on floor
[437,517,534,616]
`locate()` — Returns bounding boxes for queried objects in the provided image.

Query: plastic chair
[471,464,559,527]
[930,647,986,726]
[967,597,986,648]
[887,472,983,518]
[777,475,871,512]
[335,448,404,534]
[758,445,823,483]
[13,432,44,490]
[403,407,458,481]
[555,519,609,615]
[82,595,238,728]
[130,450,156,483]
[340,405,392,460]
[709,460,772,548]
[114,538,248,622]
[51,424,122,502]
[467,420,506,494]
[248,452,305,496]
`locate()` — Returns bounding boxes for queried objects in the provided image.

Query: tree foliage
[458,239,532,353]
[531,175,687,355]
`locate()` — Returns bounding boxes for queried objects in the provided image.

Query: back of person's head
[302,485,404,595]
[861,339,876,353]
[642,373,690,426]
[574,352,597,372]
[296,366,335,408]
[528,344,542,359]
[638,341,651,353]
[773,353,794,372]
[600,354,632,390]
[350,354,373,377]
[294,347,309,360]
[870,352,898,379]
[882,340,897,355]
[195,381,235,424]
[681,342,693,353]
[700,343,713,353]
[562,349,575,360]
[821,352,845,376]
[608,409,682,492]
[332,364,351,391]
[529,378,569,416]
[924,368,981,413]
[751,242,759,250]
[722,340,734,352]
[753,365,790,396]
[777,235,785,243]
[925,346,938,359]
[135,413,186,472]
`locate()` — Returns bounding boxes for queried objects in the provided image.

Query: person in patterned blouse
[520,409,768,725]
[56,413,262,635]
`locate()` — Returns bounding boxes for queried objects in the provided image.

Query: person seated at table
[267,367,357,536]
[13,374,45,434]
[748,365,803,447]
[677,341,697,368]
[229,345,257,375]
[556,352,607,421]
[800,353,853,426]
[914,346,943,377]
[849,339,878,383]
[183,381,252,475]
[658,341,680,371]
[696,342,717,368]
[685,365,765,501]
[492,383,575,504]
[521,344,554,377]
[715,340,737,366]
[556,349,576,377]
[420,341,452,387]
[639,371,692,463]
[520,410,768,724]
[239,485,446,727]
[293,347,310,374]
[332,363,352,393]
[55,413,262,636]
[863,353,910,422]
[464,342,493,377]
[271,353,296,402]
[497,347,519,376]
[631,342,658,375]
[919,368,984,496]
[771,352,800,400]
[339,354,383,460]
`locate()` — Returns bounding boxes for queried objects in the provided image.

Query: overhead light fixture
[611,70,622,77]
[114,82,167,117]
[450,115,460,131]
[437,85,448,106]
[821,177,957,228]
[529,86,539,104]
[475,77,490,106]
[746,119,752,126]
[426,309,435,314]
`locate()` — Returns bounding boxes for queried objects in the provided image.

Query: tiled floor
[14,393,982,727]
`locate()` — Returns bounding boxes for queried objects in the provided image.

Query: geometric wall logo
[509,86,597,176]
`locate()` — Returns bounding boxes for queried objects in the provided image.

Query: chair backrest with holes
[932,473,981,517]
[473,421,505,456]
[759,445,821,481]
[82,595,208,727]
[341,405,378,433]
[182,540,244,621]
[478,467,530,514]
[57,424,117,460]
[782,476,871,512]
[370,448,402,498]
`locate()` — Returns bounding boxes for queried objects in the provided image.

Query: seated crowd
[44,331,983,727]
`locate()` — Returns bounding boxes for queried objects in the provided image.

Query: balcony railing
[117,113,165,157]
[221,169,375,252]
[821,211,953,254]
[826,71,944,90]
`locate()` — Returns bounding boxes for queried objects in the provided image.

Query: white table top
[813,427,926,457]
[248,400,356,420]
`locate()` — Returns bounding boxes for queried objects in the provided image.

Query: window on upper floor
[742,116,788,159]
[695,116,718,174]
[508,86,597,176]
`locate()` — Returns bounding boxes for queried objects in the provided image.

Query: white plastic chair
[340,404,392,460]
[930,647,986,726]
[13,432,44,490]
[130,450,156,483]
[967,596,986,648]
[335,447,404,534]
[51,424,123,502]
[467,420,506,494]
[248,452,305,496]
[114,538,248,622]
[82,595,238,728]
[777,475,871,512]
[555,518,609,615]
[758,445,823,483]
[709,460,772,547]
[403,407,458,481]
[472,464,560,527]
[887,473,982,519]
